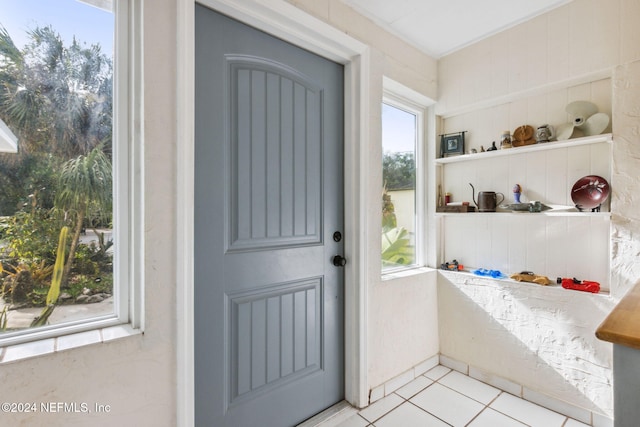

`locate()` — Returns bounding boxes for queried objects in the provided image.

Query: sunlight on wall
[439,271,615,416]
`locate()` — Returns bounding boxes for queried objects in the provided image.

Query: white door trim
[177,1,371,424]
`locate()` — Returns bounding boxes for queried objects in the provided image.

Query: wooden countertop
[596,283,640,350]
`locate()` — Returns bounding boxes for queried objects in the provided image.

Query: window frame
[0,0,143,348]
[381,90,427,274]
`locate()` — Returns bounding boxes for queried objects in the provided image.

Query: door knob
[332,255,347,267]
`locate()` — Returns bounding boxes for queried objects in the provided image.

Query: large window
[0,0,138,346]
[382,95,424,272]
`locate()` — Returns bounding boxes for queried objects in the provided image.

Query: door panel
[195,5,344,427]
[227,55,323,252]
[228,278,322,405]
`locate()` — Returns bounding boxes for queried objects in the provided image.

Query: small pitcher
[470,183,505,212]
[536,124,554,143]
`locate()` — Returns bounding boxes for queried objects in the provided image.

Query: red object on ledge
[557,277,600,293]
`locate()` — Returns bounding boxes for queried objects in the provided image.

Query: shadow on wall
[611,60,640,301]
[438,270,615,418]
[610,217,640,299]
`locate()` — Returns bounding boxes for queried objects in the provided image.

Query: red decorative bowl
[571,175,610,211]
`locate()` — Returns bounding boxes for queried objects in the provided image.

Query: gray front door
[194,5,345,427]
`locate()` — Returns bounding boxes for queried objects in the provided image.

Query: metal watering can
[470,183,504,212]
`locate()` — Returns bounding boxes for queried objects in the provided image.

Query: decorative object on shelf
[513,184,521,203]
[486,141,498,151]
[501,201,552,213]
[557,277,600,294]
[571,175,610,212]
[437,184,443,207]
[528,201,550,212]
[440,259,464,271]
[470,183,504,212]
[535,124,554,143]
[440,131,466,157]
[445,192,451,205]
[556,101,610,140]
[510,271,551,286]
[436,202,475,213]
[434,134,612,166]
[480,145,485,152]
[512,125,535,146]
[472,268,506,279]
[500,131,512,149]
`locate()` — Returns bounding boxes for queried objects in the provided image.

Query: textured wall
[439,271,615,417]
[0,2,178,425]
[437,0,640,420]
[287,0,441,393]
[611,59,640,299]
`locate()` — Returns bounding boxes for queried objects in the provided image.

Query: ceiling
[341,0,573,58]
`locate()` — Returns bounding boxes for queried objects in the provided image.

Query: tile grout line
[406,399,454,427]
[363,395,405,425]
[432,376,507,427]
[463,391,506,427]
[475,391,533,427]
[356,366,592,427]
[464,405,492,427]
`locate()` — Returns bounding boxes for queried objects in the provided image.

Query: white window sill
[0,324,142,364]
[381,266,436,282]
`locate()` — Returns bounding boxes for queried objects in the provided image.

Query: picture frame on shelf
[440,131,466,157]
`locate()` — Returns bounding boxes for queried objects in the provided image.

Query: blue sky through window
[382,103,417,154]
[1,0,113,54]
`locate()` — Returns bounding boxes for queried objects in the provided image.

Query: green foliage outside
[381,186,415,268]
[382,226,414,267]
[382,151,417,268]
[383,151,415,191]
[0,24,114,323]
[31,225,68,327]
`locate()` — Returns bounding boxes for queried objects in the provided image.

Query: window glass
[382,102,418,270]
[0,0,116,337]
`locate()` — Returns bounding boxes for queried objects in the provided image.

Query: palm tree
[0,25,113,215]
[55,144,112,284]
[0,25,112,158]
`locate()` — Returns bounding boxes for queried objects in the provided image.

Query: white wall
[437,1,637,115]
[0,1,442,424]
[11,0,635,422]
[437,0,640,419]
[288,0,441,393]
[387,189,415,234]
[0,2,178,425]
[439,271,614,416]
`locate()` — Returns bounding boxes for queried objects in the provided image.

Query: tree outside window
[0,1,115,332]
[382,102,418,270]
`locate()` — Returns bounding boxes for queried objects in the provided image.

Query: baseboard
[439,354,613,427]
[368,354,440,404]
[299,353,613,427]
[296,355,441,427]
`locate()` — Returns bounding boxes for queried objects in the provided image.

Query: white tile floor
[335,365,591,427]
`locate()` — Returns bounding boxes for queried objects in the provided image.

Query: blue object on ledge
[472,268,507,279]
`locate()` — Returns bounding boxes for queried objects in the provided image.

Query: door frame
[177,0,372,424]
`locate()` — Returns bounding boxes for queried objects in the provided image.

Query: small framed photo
[440,132,466,157]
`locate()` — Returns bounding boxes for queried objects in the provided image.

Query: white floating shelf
[435,133,612,165]
[437,269,611,297]
[435,211,611,218]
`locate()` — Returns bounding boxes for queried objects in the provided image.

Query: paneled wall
[437,1,638,114]
[437,0,640,421]
[442,79,611,153]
